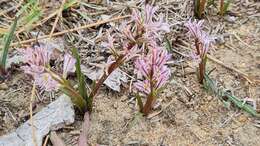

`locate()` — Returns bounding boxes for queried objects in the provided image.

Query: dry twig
[30,82,38,146]
[2,15,130,48]
[49,0,66,38]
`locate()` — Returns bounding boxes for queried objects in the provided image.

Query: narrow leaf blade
[72,48,88,99]
[1,17,18,70]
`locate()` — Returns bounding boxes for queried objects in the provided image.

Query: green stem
[136,94,144,112]
[46,68,87,112]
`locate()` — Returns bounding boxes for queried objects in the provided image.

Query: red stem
[89,55,124,98]
[195,38,205,84]
[142,50,156,116]
[195,38,200,55]
[142,93,155,116]
[220,0,224,16]
[199,0,206,18]
[199,61,205,84]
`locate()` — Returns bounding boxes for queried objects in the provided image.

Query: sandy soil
[0,0,259,146]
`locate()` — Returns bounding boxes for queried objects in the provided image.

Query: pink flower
[200,32,214,56]
[134,47,171,95]
[135,57,149,77]
[134,79,151,95]
[184,19,204,39]
[20,45,51,76]
[35,73,59,92]
[123,44,141,62]
[102,5,169,64]
[63,53,76,78]
[132,5,170,40]
[120,22,136,43]
[20,45,59,92]
[185,19,214,60]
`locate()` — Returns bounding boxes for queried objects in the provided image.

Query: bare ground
[0,0,260,145]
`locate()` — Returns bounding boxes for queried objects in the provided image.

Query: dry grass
[0,0,259,145]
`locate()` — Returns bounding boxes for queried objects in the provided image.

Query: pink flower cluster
[134,47,171,95]
[132,5,170,41]
[102,5,170,61]
[130,5,171,95]
[20,44,76,92]
[184,19,214,62]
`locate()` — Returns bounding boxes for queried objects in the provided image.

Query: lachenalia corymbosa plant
[21,5,169,113]
[134,47,171,115]
[89,5,170,101]
[20,44,88,112]
[185,19,214,84]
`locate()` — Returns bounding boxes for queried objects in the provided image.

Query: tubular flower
[184,19,214,61]
[20,45,58,91]
[132,5,170,41]
[21,45,77,92]
[185,19,215,84]
[20,46,51,75]
[184,19,204,39]
[134,47,171,95]
[102,5,170,63]
[35,73,59,92]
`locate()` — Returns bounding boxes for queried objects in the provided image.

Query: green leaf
[225,93,259,117]
[16,0,37,17]
[0,17,18,71]
[204,73,260,117]
[22,7,42,30]
[164,37,172,52]
[194,0,200,18]
[223,0,231,14]
[136,94,143,111]
[63,0,77,10]
[16,0,42,31]
[60,86,87,112]
[72,48,88,99]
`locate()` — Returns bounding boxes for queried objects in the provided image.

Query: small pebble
[113,102,118,109]
[0,83,8,90]
[225,16,237,23]
[238,115,248,123]
[207,95,213,101]
[185,67,195,74]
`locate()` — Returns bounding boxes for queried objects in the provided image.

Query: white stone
[0,95,75,146]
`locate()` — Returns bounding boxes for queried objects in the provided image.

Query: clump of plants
[185,19,214,84]
[185,19,260,117]
[104,5,171,115]
[134,47,171,115]
[20,45,89,111]
[194,0,231,19]
[21,5,171,116]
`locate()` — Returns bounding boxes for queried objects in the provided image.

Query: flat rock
[0,95,75,146]
[81,65,127,92]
